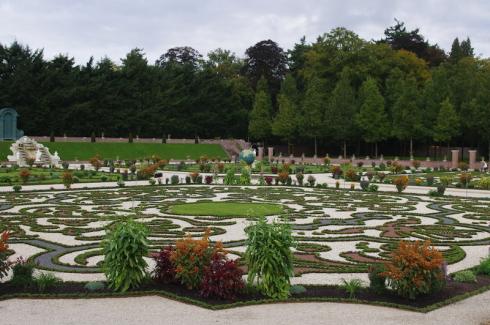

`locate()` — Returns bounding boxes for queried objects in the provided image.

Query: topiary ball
[239,149,255,165]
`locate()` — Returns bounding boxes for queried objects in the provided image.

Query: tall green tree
[325,68,357,157]
[272,75,299,153]
[391,76,425,158]
[300,75,327,156]
[356,78,390,157]
[248,76,273,143]
[433,98,460,151]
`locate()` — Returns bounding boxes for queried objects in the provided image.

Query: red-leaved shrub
[265,176,273,185]
[200,253,244,300]
[152,245,176,284]
[205,175,213,184]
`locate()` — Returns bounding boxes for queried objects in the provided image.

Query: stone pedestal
[469,150,477,170]
[451,150,459,169]
[258,147,264,160]
[267,147,274,161]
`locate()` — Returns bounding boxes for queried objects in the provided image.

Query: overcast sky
[1,0,489,64]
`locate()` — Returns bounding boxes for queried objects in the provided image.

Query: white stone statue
[35,148,42,162]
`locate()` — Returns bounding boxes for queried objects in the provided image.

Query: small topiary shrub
[12,184,22,192]
[345,169,358,181]
[152,245,176,284]
[453,270,477,283]
[200,252,244,300]
[426,175,435,186]
[360,180,369,191]
[477,257,490,275]
[102,218,149,292]
[245,216,294,299]
[295,172,304,186]
[277,171,289,185]
[458,161,469,171]
[84,281,106,291]
[459,172,472,187]
[478,177,490,190]
[117,179,125,187]
[205,175,213,185]
[307,175,316,186]
[393,175,409,193]
[383,240,445,299]
[171,175,179,185]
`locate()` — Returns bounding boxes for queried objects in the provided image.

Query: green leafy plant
[102,218,149,292]
[10,257,34,288]
[35,272,62,292]
[478,257,490,275]
[368,263,386,294]
[12,185,21,192]
[453,270,477,283]
[341,278,364,298]
[239,168,251,185]
[245,216,294,299]
[224,168,237,185]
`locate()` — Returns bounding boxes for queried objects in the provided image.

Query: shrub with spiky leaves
[102,218,149,292]
[245,216,294,299]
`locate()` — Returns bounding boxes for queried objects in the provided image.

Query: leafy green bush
[224,168,237,185]
[307,175,316,186]
[478,257,490,275]
[102,218,149,292]
[245,216,294,299]
[117,179,125,187]
[35,272,62,292]
[10,258,34,288]
[84,281,106,291]
[453,270,477,283]
[368,263,386,294]
[239,168,251,185]
[171,175,179,185]
[12,185,21,192]
[478,177,490,190]
[341,278,364,298]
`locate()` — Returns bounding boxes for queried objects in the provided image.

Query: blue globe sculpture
[239,149,255,165]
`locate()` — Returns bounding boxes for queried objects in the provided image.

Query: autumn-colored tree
[89,155,103,171]
[383,240,445,299]
[62,171,73,189]
[19,169,31,184]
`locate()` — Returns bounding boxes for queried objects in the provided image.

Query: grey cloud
[0,0,489,64]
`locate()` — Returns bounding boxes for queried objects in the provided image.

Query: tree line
[1,20,489,157]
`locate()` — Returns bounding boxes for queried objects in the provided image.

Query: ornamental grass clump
[102,218,149,292]
[245,216,294,299]
[382,240,445,299]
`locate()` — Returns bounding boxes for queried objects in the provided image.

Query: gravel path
[1,290,490,325]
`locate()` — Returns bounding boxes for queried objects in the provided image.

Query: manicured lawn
[0,142,228,161]
[169,202,285,217]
